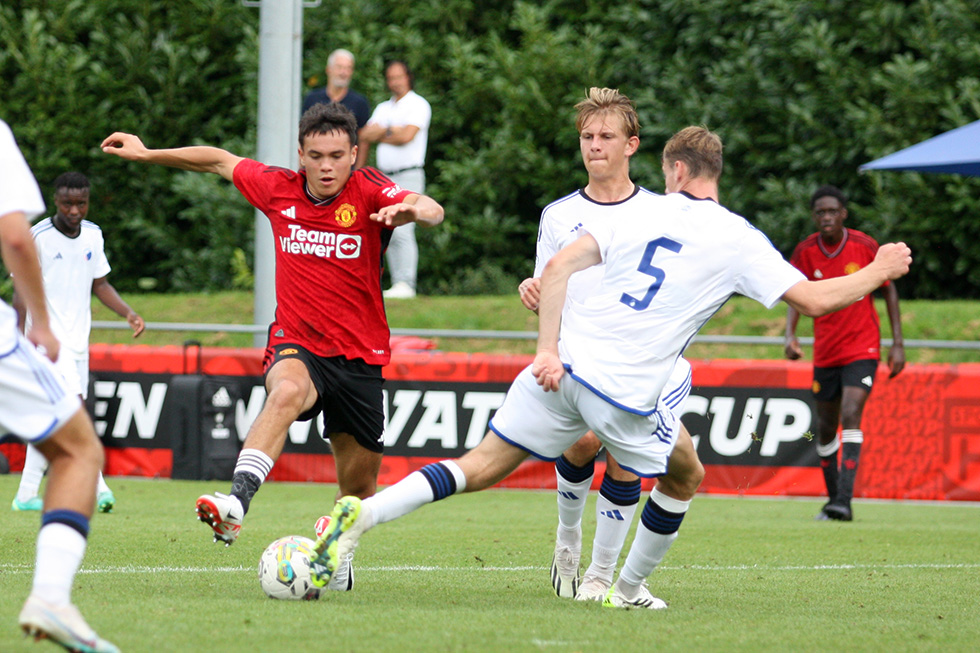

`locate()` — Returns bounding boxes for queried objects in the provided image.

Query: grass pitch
[1,475,978,652]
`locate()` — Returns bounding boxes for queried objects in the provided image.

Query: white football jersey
[28,218,112,358]
[559,191,805,414]
[0,119,46,352]
[535,186,660,312]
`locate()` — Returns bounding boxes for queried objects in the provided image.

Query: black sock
[819,455,839,504]
[837,442,862,506]
[231,471,262,515]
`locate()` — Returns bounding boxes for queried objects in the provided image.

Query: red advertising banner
[2,345,977,502]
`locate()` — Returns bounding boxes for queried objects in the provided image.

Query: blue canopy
[859,119,980,176]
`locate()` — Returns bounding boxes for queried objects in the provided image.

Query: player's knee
[564,433,602,466]
[265,378,311,414]
[660,460,704,501]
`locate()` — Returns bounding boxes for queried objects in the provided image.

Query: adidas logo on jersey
[54,252,63,260]
[599,509,625,521]
[281,206,296,219]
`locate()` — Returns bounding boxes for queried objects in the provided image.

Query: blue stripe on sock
[599,474,642,506]
[419,463,457,501]
[42,509,90,538]
[640,497,685,535]
[556,454,594,484]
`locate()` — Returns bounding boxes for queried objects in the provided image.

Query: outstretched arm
[532,234,602,391]
[93,277,145,338]
[0,211,59,361]
[781,242,911,317]
[101,133,243,182]
[882,282,905,378]
[370,193,444,228]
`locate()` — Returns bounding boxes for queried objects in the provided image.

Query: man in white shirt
[0,118,119,652]
[11,171,144,514]
[308,122,912,610]
[518,88,693,602]
[361,60,432,299]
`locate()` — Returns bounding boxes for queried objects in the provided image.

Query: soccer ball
[257,535,322,600]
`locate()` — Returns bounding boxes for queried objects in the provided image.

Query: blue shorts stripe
[487,420,558,462]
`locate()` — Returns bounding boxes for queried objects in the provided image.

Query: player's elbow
[782,282,835,318]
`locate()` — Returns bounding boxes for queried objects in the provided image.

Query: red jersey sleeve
[358,167,417,215]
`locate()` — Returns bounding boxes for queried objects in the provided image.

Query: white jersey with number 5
[560,191,805,415]
[535,186,661,310]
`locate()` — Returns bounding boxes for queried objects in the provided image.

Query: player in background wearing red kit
[101,103,444,589]
[784,185,904,522]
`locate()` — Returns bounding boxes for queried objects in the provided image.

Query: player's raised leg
[197,356,316,545]
[604,426,704,610]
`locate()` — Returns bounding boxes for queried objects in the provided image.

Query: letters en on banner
[1,344,977,501]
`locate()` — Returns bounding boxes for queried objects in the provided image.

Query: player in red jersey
[784,185,904,522]
[101,104,443,585]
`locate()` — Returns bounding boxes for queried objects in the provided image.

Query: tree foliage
[2,0,979,297]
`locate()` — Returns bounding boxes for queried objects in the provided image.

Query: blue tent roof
[859,119,980,176]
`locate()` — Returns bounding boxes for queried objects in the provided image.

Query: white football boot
[19,594,120,653]
[195,492,243,545]
[602,582,668,610]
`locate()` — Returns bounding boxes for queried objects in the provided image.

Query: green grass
[1,475,978,652]
[92,292,980,362]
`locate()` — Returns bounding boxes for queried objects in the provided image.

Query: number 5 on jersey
[619,237,683,311]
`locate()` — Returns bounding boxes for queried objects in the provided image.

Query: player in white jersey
[308,123,911,610]
[11,171,145,514]
[517,89,694,601]
[0,119,119,651]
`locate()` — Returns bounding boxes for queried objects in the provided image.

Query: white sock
[234,448,275,482]
[32,523,86,606]
[364,461,466,527]
[556,474,593,537]
[96,471,111,495]
[586,495,639,580]
[16,444,48,502]
[617,489,691,593]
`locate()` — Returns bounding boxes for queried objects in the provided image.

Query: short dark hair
[810,185,846,209]
[385,59,414,89]
[298,102,358,148]
[53,171,90,193]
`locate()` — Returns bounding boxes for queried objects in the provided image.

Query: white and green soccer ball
[257,535,322,600]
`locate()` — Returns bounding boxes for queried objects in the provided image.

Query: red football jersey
[234,159,414,365]
[790,228,887,367]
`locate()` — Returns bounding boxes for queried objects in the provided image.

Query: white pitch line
[1,562,979,574]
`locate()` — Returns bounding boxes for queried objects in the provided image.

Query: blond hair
[574,87,640,138]
[662,126,723,180]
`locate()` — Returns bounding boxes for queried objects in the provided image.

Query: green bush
[3,0,979,297]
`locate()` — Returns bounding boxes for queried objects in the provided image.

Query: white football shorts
[52,353,88,399]
[489,358,691,478]
[0,331,81,443]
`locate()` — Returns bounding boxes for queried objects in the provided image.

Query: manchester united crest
[335,203,357,227]
[844,262,861,275]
